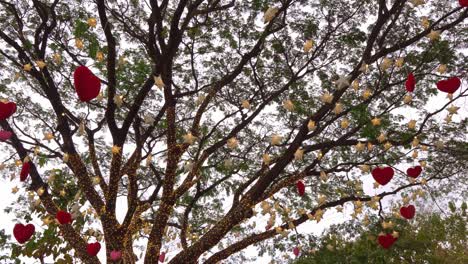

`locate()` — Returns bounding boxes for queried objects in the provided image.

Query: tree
[0,0,467,263]
[295,202,468,264]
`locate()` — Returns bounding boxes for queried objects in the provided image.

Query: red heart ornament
[405,72,416,92]
[436,77,461,94]
[159,252,166,262]
[293,247,300,257]
[0,130,12,141]
[371,167,394,185]
[406,166,422,178]
[296,181,305,196]
[56,210,73,225]
[400,205,416,219]
[20,161,31,182]
[0,101,17,121]
[378,233,397,249]
[74,66,101,102]
[86,242,101,256]
[110,250,122,261]
[460,0,468,7]
[13,223,35,244]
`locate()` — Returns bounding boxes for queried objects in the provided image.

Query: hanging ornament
[56,210,73,224]
[340,118,350,129]
[183,133,197,145]
[296,181,305,196]
[380,58,393,71]
[87,17,97,27]
[400,205,416,219]
[402,94,412,104]
[294,148,304,160]
[436,77,461,94]
[74,66,101,102]
[241,100,251,110]
[335,75,350,90]
[86,242,101,256]
[36,60,46,70]
[351,80,359,91]
[319,171,328,182]
[52,53,62,64]
[412,150,418,159]
[154,75,165,89]
[262,154,271,165]
[303,39,314,52]
[320,92,334,104]
[407,166,422,178]
[96,51,104,62]
[371,167,394,185]
[0,101,17,121]
[362,89,372,100]
[394,58,404,68]
[0,130,12,141]
[113,94,124,107]
[283,99,294,111]
[446,105,459,115]
[110,250,122,261]
[371,117,381,126]
[263,7,279,23]
[384,142,392,151]
[359,63,369,73]
[270,134,282,145]
[405,73,416,92]
[307,120,316,131]
[333,103,343,114]
[377,132,386,143]
[407,120,416,130]
[421,17,430,29]
[367,142,374,151]
[359,165,370,173]
[355,142,365,152]
[13,223,35,244]
[20,159,31,182]
[159,251,166,262]
[460,0,468,7]
[227,137,238,149]
[75,39,84,50]
[437,64,447,74]
[293,247,300,257]
[111,145,121,154]
[63,153,69,163]
[427,30,440,41]
[23,63,33,72]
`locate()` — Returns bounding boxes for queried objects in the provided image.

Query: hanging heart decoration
[0,130,12,141]
[436,77,461,94]
[378,233,397,249]
[405,72,416,92]
[406,166,422,178]
[296,181,305,196]
[293,247,300,257]
[400,205,416,219]
[159,252,166,262]
[56,210,73,225]
[110,250,122,261]
[86,242,101,256]
[460,0,468,7]
[371,167,394,185]
[0,101,17,121]
[74,66,101,102]
[20,161,31,182]
[13,223,35,244]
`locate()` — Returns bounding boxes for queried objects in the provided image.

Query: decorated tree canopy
[0,0,466,263]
